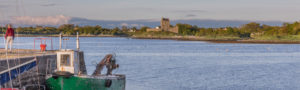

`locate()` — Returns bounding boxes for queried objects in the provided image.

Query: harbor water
[1,37,300,90]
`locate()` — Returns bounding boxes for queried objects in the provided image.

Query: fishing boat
[45,50,126,90]
[0,33,126,90]
[45,33,126,90]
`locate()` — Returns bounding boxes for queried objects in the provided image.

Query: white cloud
[120,23,129,26]
[108,24,115,26]
[185,14,197,17]
[10,15,71,26]
[120,23,145,27]
[130,24,138,27]
[173,10,207,13]
[41,3,56,7]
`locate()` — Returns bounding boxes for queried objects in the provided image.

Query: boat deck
[0,48,57,59]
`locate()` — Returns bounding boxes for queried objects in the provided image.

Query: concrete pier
[0,49,56,59]
[0,49,57,89]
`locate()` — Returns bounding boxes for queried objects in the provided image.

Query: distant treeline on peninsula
[1,22,300,41]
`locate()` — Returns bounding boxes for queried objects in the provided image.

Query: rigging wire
[15,0,31,88]
[0,6,4,89]
[5,40,13,88]
[0,4,14,88]
[12,0,27,88]
[0,6,6,49]
[15,0,20,17]
[15,0,22,88]
[19,0,26,16]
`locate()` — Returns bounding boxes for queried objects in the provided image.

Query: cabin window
[61,54,71,66]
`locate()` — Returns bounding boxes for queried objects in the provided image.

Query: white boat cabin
[56,50,85,75]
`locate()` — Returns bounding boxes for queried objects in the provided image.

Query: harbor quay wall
[0,54,57,89]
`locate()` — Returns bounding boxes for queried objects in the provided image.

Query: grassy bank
[132,35,300,44]
[2,33,300,44]
[0,34,115,37]
[131,32,300,44]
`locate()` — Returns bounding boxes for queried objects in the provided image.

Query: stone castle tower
[161,18,170,31]
[146,17,178,33]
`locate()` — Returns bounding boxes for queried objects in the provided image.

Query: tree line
[175,22,300,40]
[1,22,300,40]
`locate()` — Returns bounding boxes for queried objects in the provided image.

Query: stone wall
[168,26,179,33]
[146,27,178,33]
[146,28,162,32]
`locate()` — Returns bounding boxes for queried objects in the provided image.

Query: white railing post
[76,32,80,51]
[59,33,62,50]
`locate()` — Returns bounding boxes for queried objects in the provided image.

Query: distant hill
[7,15,285,28]
[69,17,284,28]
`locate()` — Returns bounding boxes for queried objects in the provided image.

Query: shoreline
[0,34,117,37]
[209,40,300,44]
[3,34,300,44]
[131,36,300,44]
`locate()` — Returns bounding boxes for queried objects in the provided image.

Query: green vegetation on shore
[2,22,300,42]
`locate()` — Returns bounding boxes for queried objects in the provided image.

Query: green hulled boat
[46,33,126,90]
[46,75,125,90]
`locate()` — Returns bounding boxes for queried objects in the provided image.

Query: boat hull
[46,75,126,90]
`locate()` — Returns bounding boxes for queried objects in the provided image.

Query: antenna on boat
[76,32,80,51]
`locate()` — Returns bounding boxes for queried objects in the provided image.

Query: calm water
[1,37,300,90]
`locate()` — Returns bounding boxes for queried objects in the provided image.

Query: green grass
[253,35,300,41]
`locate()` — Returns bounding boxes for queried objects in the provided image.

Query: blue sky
[1,0,300,22]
